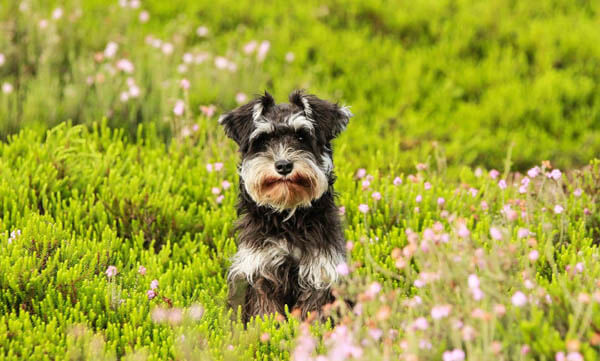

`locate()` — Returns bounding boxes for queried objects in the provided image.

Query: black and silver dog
[219,90,352,322]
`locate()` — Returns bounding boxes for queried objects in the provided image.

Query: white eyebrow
[286,112,314,134]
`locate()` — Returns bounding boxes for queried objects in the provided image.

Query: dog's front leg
[294,287,334,320]
[243,277,286,323]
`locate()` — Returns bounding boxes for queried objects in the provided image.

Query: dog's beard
[240,150,328,213]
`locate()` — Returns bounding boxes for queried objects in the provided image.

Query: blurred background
[1,0,599,171]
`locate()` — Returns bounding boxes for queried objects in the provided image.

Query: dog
[219,90,352,323]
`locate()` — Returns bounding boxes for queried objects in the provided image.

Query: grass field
[1,1,600,360]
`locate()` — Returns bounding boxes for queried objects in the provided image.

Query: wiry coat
[220,90,352,322]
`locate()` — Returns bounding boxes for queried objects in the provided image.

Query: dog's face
[219,91,352,212]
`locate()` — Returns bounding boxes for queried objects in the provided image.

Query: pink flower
[498,179,507,190]
[424,182,431,190]
[196,26,209,37]
[180,78,190,90]
[161,42,174,55]
[517,228,530,238]
[471,288,484,301]
[105,265,118,278]
[554,205,564,214]
[361,180,370,190]
[431,304,451,319]
[214,56,228,69]
[416,163,428,171]
[257,40,270,62]
[556,352,566,361]
[490,227,502,240]
[211,187,221,195]
[566,352,583,361]
[221,180,231,190]
[415,194,422,203]
[336,262,349,276]
[338,206,345,215]
[0,53,5,67]
[139,10,150,23]
[173,100,185,116]
[548,169,562,180]
[235,92,248,104]
[573,188,583,197]
[206,163,213,172]
[413,317,429,330]
[511,291,527,306]
[489,169,500,179]
[521,345,531,355]
[216,195,225,204]
[150,279,159,290]
[104,41,118,58]
[527,166,540,178]
[138,265,146,275]
[200,105,216,117]
[457,224,470,238]
[213,162,224,171]
[365,282,381,298]
[469,188,478,197]
[52,7,63,20]
[468,274,480,289]
[480,201,489,210]
[371,192,381,201]
[358,204,369,214]
[575,262,584,273]
[2,82,14,94]
[285,52,295,62]
[356,168,367,179]
[393,177,402,186]
[443,349,465,361]
[147,289,156,300]
[528,250,539,261]
[243,41,258,54]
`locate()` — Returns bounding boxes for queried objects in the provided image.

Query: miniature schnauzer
[219,90,352,322]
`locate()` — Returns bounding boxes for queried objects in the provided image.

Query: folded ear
[218,91,275,147]
[289,90,353,141]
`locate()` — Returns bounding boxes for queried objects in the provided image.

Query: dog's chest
[228,238,344,290]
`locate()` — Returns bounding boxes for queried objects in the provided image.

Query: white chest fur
[228,238,344,290]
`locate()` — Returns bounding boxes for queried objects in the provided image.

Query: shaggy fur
[219,90,352,323]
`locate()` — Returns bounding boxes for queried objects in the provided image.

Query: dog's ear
[218,91,275,147]
[289,90,353,141]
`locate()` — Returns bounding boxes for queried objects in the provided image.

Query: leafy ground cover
[1,1,600,360]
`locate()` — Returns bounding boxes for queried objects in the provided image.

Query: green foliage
[1,0,600,170]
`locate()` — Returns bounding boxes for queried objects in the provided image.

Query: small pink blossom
[528,250,539,261]
[147,289,156,300]
[200,105,216,117]
[358,204,369,214]
[489,169,500,179]
[235,92,248,104]
[139,10,150,23]
[431,304,451,319]
[527,166,540,178]
[338,206,345,215]
[490,227,502,240]
[196,26,209,37]
[361,180,370,190]
[138,265,146,275]
[105,265,118,278]
[469,188,478,197]
[206,163,213,172]
[566,352,583,361]
[2,82,14,94]
[521,345,531,355]
[468,274,480,289]
[498,179,507,190]
[416,163,428,171]
[413,317,429,330]
[371,192,381,201]
[511,291,527,307]
[415,194,422,203]
[285,52,295,62]
[216,195,225,204]
[556,352,566,361]
[356,168,367,179]
[548,169,562,180]
[0,53,5,67]
[457,224,470,238]
[424,182,431,190]
[573,188,583,197]
[257,40,270,62]
[443,349,465,361]
[554,205,564,214]
[211,187,221,195]
[480,200,489,210]
[221,180,231,190]
[173,100,185,116]
[161,42,174,55]
[336,262,349,276]
[214,162,224,171]
[52,7,63,20]
[243,41,257,54]
[150,279,159,290]
[180,78,190,90]
[518,228,530,238]
[393,177,402,185]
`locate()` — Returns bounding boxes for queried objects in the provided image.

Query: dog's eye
[296,135,304,142]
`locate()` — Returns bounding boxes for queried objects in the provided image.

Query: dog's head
[219,90,353,212]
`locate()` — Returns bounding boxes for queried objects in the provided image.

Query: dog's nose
[274,160,294,175]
